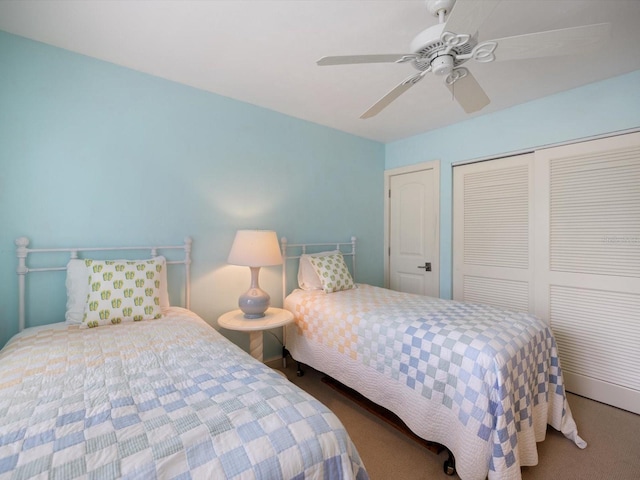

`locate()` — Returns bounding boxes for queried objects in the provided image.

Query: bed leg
[296,362,305,377]
[443,449,456,476]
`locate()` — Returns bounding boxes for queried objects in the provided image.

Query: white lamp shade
[227,230,283,267]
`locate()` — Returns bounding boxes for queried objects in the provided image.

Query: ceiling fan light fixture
[431,54,454,76]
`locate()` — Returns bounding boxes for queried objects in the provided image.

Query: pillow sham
[298,250,340,290]
[65,256,169,324]
[308,252,355,293]
[82,258,163,327]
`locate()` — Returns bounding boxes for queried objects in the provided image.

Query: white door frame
[384,160,440,291]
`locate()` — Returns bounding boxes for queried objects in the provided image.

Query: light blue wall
[0,31,386,354]
[2,28,639,353]
[386,70,640,299]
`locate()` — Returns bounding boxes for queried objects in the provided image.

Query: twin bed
[1,235,586,480]
[281,238,586,480]
[0,238,368,479]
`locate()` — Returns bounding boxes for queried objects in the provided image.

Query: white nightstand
[217,307,294,362]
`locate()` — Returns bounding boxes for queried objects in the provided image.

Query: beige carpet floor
[272,362,640,480]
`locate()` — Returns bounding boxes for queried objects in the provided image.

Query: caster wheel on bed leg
[443,461,455,476]
[443,452,456,476]
[296,362,304,377]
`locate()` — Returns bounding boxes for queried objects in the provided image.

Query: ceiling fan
[317,0,610,119]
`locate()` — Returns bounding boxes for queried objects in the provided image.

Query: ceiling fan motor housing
[410,23,475,72]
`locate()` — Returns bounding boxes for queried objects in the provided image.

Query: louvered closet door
[453,154,534,311]
[534,132,640,414]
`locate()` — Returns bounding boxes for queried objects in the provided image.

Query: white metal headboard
[15,236,193,332]
[280,237,356,302]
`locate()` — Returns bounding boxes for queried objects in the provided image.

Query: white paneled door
[453,132,640,414]
[386,162,439,298]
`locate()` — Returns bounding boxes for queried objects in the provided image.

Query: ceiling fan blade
[361,71,427,119]
[317,54,415,66]
[443,0,501,37]
[491,23,611,62]
[445,69,490,114]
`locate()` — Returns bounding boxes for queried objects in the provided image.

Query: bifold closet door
[453,154,535,312]
[534,132,640,414]
[454,132,640,413]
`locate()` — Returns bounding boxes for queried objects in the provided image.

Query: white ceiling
[1,0,639,143]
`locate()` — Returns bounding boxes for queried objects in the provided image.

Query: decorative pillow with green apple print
[308,252,355,293]
[82,258,163,328]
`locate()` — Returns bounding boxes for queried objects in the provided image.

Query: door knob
[418,262,432,271]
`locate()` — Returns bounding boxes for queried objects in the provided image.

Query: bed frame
[15,236,193,332]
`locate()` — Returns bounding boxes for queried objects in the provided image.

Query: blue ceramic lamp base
[238,266,270,319]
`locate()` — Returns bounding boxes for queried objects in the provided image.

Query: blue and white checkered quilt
[286,285,586,480]
[0,308,368,480]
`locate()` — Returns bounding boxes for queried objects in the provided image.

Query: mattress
[0,307,368,479]
[285,284,585,480]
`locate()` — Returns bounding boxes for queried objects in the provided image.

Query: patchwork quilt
[0,308,368,480]
[285,285,586,480]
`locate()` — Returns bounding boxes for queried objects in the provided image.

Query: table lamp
[227,230,283,318]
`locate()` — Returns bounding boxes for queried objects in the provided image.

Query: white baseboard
[564,371,640,415]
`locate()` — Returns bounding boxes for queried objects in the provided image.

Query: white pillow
[65,259,91,324]
[65,256,169,324]
[82,259,163,327]
[298,250,340,290]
